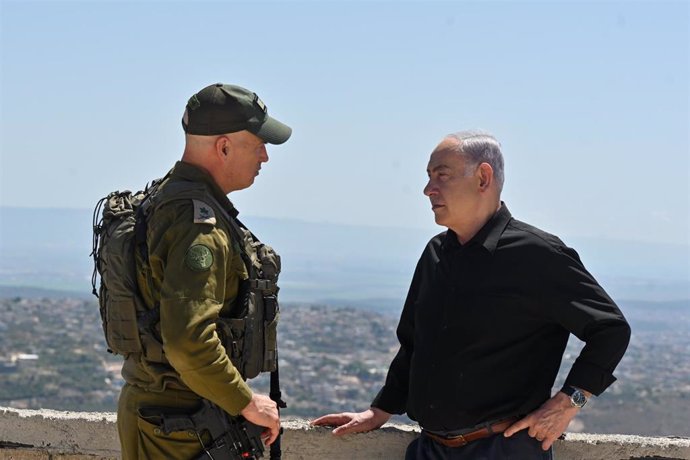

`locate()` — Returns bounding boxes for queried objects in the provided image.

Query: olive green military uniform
[117,161,252,459]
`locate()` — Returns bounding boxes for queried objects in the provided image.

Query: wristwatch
[561,385,588,408]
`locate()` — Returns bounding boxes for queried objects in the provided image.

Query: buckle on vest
[250,279,274,290]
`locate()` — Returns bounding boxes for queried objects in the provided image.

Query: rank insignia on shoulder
[193,200,217,225]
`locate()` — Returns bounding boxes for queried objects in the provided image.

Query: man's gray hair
[447,130,505,193]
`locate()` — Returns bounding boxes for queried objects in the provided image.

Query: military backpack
[90,177,281,379]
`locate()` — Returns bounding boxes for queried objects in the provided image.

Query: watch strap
[561,385,587,408]
[561,385,577,397]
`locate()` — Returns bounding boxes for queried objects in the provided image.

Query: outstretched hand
[503,392,582,451]
[311,407,392,436]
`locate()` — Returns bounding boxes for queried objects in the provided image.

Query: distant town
[0,296,688,437]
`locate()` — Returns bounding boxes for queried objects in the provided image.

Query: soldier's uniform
[117,161,253,458]
[115,83,291,459]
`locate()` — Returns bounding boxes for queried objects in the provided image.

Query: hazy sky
[1,1,688,246]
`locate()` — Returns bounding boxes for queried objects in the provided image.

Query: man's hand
[504,392,584,451]
[311,407,392,436]
[240,393,280,445]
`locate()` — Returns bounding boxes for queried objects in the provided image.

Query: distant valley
[1,207,688,310]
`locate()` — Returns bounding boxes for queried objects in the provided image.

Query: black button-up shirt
[371,204,631,431]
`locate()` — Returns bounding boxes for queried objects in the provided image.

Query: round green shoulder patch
[185,244,214,271]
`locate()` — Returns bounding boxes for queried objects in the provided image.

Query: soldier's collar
[170,161,241,217]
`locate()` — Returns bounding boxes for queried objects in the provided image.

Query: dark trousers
[405,431,554,460]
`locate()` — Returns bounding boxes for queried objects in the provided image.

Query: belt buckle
[448,434,468,446]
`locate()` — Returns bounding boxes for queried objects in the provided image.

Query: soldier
[116,83,291,459]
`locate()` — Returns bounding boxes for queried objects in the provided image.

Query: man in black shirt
[312,131,631,459]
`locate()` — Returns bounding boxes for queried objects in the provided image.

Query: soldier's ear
[215,136,231,158]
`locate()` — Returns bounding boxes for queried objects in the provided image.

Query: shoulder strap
[146,180,209,213]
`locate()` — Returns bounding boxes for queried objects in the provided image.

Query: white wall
[1,407,689,459]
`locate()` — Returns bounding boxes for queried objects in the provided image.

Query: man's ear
[215,136,231,158]
[478,162,494,191]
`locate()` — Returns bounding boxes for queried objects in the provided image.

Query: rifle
[269,365,287,459]
[139,399,264,460]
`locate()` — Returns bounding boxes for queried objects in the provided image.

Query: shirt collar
[168,161,240,217]
[441,202,513,254]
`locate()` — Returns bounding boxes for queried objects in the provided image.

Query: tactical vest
[91,178,280,380]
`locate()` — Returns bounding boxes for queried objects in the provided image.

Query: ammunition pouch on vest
[91,178,280,380]
[217,223,281,379]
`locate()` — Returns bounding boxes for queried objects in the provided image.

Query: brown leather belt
[423,417,519,448]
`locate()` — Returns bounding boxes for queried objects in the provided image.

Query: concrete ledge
[2,406,689,459]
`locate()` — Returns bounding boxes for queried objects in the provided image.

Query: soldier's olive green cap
[182,83,292,145]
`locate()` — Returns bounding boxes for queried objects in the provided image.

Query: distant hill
[1,207,688,307]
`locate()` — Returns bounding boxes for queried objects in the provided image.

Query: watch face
[572,390,587,407]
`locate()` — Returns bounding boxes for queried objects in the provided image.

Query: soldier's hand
[311,407,391,436]
[241,393,280,445]
[503,392,581,451]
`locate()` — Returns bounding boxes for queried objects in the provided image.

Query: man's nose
[259,145,269,163]
[423,181,436,196]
